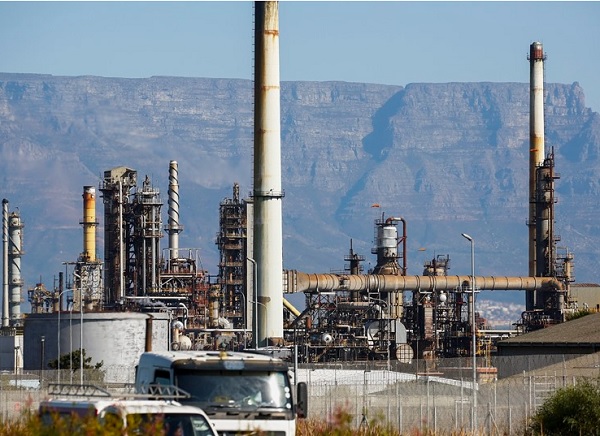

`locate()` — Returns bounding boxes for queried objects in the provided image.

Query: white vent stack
[253,1,284,346]
[167,160,182,261]
[2,199,9,328]
[527,41,547,310]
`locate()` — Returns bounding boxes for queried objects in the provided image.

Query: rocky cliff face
[1,73,599,309]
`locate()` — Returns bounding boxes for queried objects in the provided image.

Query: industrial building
[0,2,596,382]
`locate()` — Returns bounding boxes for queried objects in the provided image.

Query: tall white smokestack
[253,1,284,346]
[2,199,9,328]
[527,41,546,310]
[167,160,182,260]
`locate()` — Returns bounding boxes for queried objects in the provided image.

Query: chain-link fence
[0,366,135,421]
[295,353,600,434]
[2,353,600,434]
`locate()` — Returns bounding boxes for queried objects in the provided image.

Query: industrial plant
[0,3,588,382]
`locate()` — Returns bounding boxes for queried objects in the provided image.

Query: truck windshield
[174,370,292,411]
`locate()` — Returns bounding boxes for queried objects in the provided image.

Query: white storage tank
[23,311,170,383]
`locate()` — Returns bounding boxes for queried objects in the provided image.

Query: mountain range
[1,73,599,311]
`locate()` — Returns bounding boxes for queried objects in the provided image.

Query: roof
[40,398,207,415]
[498,313,600,346]
[142,350,284,363]
[139,350,290,371]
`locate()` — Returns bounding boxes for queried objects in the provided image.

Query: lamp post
[57,289,71,385]
[461,233,477,434]
[40,336,45,385]
[79,287,83,385]
[247,257,258,348]
[67,287,84,384]
[72,271,84,385]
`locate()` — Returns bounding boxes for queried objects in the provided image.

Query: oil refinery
[0,3,586,380]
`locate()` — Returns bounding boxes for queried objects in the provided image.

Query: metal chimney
[81,186,97,261]
[2,199,9,328]
[253,1,284,346]
[167,160,182,261]
[527,41,546,310]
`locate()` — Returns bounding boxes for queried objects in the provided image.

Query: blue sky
[1,1,599,112]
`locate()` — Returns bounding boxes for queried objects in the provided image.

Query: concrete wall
[0,333,23,372]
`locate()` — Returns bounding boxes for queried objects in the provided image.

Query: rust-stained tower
[100,166,137,305]
[253,1,284,346]
[73,186,103,311]
[217,183,250,329]
[133,175,163,295]
[527,41,546,310]
[81,186,98,262]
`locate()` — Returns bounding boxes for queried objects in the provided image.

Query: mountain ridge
[1,73,599,311]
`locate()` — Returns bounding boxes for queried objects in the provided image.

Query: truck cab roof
[138,350,291,371]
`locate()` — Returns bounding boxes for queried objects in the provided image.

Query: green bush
[529,377,600,435]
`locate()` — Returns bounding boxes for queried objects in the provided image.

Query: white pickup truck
[135,350,308,436]
[39,384,218,435]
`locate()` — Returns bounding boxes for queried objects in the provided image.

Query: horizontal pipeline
[283,271,563,294]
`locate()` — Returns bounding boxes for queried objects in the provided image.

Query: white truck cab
[135,350,308,436]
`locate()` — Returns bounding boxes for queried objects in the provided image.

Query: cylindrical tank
[378,225,398,258]
[23,312,170,383]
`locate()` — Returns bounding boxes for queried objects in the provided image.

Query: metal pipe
[253,1,284,346]
[283,297,301,317]
[528,41,546,309]
[247,257,258,348]
[145,316,153,352]
[284,270,563,294]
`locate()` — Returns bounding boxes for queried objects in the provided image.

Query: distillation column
[527,41,546,310]
[371,216,406,319]
[134,176,163,295]
[253,1,284,346]
[100,167,137,305]
[8,208,23,325]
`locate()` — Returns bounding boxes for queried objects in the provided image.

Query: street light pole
[247,257,258,348]
[57,289,70,385]
[79,287,83,385]
[461,233,477,434]
[72,271,84,385]
[40,336,45,385]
